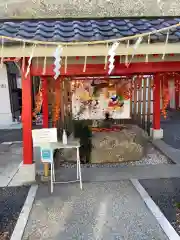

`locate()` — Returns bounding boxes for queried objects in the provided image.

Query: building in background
[0,62,21,126]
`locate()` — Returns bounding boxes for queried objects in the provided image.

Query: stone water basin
[91,125,149,163]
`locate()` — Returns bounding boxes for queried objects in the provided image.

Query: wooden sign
[32,128,57,144]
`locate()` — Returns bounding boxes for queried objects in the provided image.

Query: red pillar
[41,77,49,128]
[175,77,179,109]
[160,75,164,111]
[22,60,33,164]
[153,74,161,130]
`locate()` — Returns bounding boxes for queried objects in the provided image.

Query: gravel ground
[58,143,172,168]
[0,186,30,240]
[23,181,168,240]
[140,178,180,236]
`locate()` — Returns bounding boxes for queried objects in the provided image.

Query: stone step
[52,164,180,182]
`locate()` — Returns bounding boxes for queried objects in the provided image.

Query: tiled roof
[0,18,180,43]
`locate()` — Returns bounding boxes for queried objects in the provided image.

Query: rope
[0,22,179,46]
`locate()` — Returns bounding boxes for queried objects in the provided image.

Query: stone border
[0,123,22,130]
[6,161,23,187]
[131,179,180,240]
[10,185,38,240]
[1,141,22,145]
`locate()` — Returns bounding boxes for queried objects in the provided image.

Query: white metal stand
[50,142,82,193]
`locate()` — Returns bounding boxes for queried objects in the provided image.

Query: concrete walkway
[0,129,22,143]
[22,181,168,240]
[0,142,22,187]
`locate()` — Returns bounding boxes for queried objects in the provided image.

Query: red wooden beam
[153,73,161,130]
[3,57,21,62]
[21,59,33,165]
[31,62,180,76]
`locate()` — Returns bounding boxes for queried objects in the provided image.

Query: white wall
[0,64,13,125]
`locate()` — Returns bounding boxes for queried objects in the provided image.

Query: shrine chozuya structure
[1,17,180,182]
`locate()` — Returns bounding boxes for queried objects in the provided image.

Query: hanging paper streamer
[42,45,47,75]
[53,45,63,80]
[125,40,129,67]
[126,37,143,68]
[145,34,151,63]
[108,41,119,75]
[162,30,169,60]
[83,55,87,73]
[22,41,26,72]
[25,44,36,78]
[134,37,143,50]
[104,43,109,70]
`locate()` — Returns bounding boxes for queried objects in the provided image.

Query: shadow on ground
[0,130,22,144]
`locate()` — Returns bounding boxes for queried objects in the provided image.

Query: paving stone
[0,144,10,152]
[0,130,22,144]
[0,147,22,187]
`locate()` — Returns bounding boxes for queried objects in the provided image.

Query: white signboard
[32,128,57,144]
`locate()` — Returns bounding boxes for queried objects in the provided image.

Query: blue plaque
[41,148,53,163]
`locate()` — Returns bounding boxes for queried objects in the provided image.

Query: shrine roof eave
[1,42,180,58]
[0,17,180,44]
[0,17,180,57]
